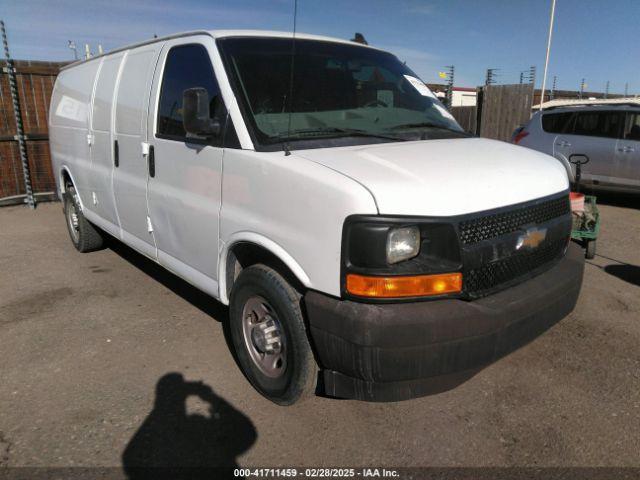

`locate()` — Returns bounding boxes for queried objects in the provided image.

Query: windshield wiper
[389,122,459,132]
[275,127,405,142]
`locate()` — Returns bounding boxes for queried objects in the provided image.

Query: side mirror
[182,87,221,138]
[569,154,589,189]
[569,154,589,165]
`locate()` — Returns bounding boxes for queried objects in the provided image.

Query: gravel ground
[0,196,639,470]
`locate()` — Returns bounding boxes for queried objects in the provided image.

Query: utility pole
[579,78,586,99]
[1,20,35,208]
[539,0,557,110]
[68,40,78,60]
[444,65,454,109]
[624,82,629,97]
[604,81,610,99]
[485,68,498,86]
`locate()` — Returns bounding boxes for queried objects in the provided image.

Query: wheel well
[226,242,305,298]
[61,169,73,192]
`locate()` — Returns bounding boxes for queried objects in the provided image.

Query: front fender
[217,231,312,305]
[553,153,575,183]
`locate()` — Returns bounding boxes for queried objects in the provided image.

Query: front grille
[459,195,570,245]
[464,238,567,296]
[459,193,571,298]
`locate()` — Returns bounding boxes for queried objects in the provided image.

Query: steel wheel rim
[241,295,287,379]
[66,196,80,242]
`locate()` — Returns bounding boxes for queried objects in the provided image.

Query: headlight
[342,216,462,300]
[386,226,420,264]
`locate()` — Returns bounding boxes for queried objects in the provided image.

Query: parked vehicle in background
[50,30,584,405]
[513,101,640,194]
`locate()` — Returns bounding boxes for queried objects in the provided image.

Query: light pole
[539,0,557,110]
[68,40,78,60]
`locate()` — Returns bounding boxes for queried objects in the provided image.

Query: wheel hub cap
[242,296,286,378]
[66,199,80,242]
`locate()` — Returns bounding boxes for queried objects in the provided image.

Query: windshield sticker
[376,89,394,107]
[404,75,436,98]
[435,104,455,120]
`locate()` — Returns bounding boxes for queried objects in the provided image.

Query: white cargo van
[50,30,584,404]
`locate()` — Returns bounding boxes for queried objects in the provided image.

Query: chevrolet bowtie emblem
[516,226,547,250]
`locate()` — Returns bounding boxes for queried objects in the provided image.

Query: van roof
[60,29,383,72]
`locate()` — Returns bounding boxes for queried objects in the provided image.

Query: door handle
[617,146,635,153]
[555,140,571,147]
[148,145,155,177]
[114,139,119,167]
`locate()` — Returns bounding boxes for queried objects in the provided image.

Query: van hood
[294,137,569,216]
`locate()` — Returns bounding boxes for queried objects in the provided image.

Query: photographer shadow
[123,373,257,479]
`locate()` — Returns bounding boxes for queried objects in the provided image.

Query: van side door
[615,111,640,187]
[112,45,162,258]
[554,110,623,186]
[89,52,125,235]
[146,39,227,296]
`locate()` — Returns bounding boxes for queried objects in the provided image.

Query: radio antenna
[283,0,298,156]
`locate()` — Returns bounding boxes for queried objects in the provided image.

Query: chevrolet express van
[50,30,584,404]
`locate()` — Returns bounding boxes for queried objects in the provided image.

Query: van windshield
[217,37,465,150]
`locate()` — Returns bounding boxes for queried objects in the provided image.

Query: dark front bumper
[304,243,584,402]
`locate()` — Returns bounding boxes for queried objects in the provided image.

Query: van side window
[571,111,622,139]
[157,44,226,144]
[624,113,640,141]
[541,112,573,133]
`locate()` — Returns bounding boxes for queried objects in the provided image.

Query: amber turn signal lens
[346,272,462,298]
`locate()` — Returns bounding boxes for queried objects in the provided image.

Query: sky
[3,0,639,94]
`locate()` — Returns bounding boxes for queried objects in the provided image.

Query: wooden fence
[0,60,68,205]
[478,84,534,141]
[450,84,535,142]
[450,105,477,134]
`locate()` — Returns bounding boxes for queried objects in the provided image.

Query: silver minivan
[515,103,640,193]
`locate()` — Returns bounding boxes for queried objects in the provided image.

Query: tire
[63,185,104,253]
[585,240,596,259]
[229,264,317,405]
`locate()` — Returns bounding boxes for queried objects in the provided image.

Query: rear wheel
[63,185,104,252]
[229,264,317,405]
[585,239,596,259]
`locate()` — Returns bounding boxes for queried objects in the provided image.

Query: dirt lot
[1,196,639,470]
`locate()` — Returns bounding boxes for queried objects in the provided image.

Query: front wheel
[229,264,317,405]
[63,185,104,252]
[585,239,596,259]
